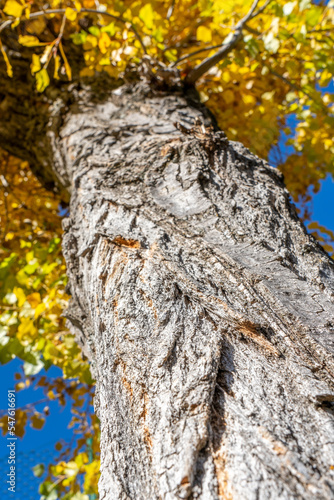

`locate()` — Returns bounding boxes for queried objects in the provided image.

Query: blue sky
[311,175,334,230]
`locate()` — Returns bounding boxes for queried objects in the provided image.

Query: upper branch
[185,0,269,85]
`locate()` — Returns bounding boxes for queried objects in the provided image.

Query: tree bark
[4,80,334,499]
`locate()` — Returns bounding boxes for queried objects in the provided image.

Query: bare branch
[171,43,226,66]
[185,0,272,85]
[260,64,326,111]
[252,0,273,18]
[268,67,317,103]
[0,8,147,54]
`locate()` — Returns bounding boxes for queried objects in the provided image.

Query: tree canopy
[0,0,333,498]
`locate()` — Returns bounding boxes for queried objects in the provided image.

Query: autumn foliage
[0,0,333,498]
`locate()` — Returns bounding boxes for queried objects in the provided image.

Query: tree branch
[172,43,227,66]
[267,66,325,107]
[0,8,147,54]
[185,0,270,85]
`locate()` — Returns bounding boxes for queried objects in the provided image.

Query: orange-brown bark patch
[180,476,190,487]
[112,236,141,249]
[237,320,280,357]
[213,450,233,500]
[143,426,153,452]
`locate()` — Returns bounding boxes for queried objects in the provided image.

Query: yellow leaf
[242,94,256,105]
[74,1,82,12]
[222,70,231,83]
[0,40,13,78]
[99,55,111,65]
[35,68,50,92]
[64,461,79,477]
[98,32,111,54]
[65,7,77,21]
[17,318,37,340]
[31,414,45,430]
[30,54,41,74]
[54,54,60,79]
[13,287,26,307]
[3,0,24,18]
[15,409,27,438]
[40,44,53,65]
[59,42,72,81]
[47,390,57,400]
[83,34,98,49]
[223,89,234,104]
[26,17,46,35]
[11,17,20,28]
[196,26,212,43]
[139,3,154,30]
[26,292,41,308]
[0,416,8,436]
[34,302,46,318]
[262,90,275,101]
[18,35,46,47]
[5,232,14,241]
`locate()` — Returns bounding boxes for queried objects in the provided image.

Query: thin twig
[172,43,227,66]
[309,27,334,33]
[0,396,60,415]
[0,19,11,33]
[185,0,271,84]
[172,12,270,67]
[268,67,315,102]
[267,65,327,111]
[0,8,147,54]
[252,0,272,18]
[167,0,175,20]
[0,154,10,243]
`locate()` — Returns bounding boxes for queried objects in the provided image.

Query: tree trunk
[6,80,334,498]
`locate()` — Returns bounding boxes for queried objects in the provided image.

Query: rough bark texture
[4,78,334,498]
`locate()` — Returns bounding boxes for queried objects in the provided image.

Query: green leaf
[71,31,87,45]
[32,463,45,478]
[101,23,116,36]
[39,481,58,500]
[245,36,259,57]
[23,262,39,274]
[88,26,100,37]
[305,6,322,27]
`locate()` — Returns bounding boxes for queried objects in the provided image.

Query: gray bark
[14,82,334,498]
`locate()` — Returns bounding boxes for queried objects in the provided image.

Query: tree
[1,0,334,498]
